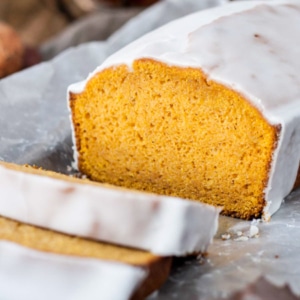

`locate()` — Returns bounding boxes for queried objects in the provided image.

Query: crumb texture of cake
[70,60,277,220]
[69,0,300,220]
[0,161,219,255]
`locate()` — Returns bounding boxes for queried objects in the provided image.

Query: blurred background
[0,0,160,77]
[0,0,160,47]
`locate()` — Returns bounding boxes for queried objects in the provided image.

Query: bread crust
[293,166,300,190]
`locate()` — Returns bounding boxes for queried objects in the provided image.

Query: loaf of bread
[68,0,300,220]
[0,22,24,78]
[0,161,219,255]
[0,215,171,300]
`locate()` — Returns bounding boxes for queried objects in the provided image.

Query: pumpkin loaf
[69,0,300,220]
[0,215,171,300]
[0,161,219,255]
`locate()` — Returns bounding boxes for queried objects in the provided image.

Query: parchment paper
[0,0,300,299]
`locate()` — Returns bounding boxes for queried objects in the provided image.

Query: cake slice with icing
[0,215,171,300]
[0,161,219,255]
[68,0,300,220]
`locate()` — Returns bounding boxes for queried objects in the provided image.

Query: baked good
[0,215,171,300]
[0,161,219,255]
[0,22,24,78]
[68,0,300,220]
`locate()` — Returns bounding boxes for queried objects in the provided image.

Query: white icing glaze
[69,0,300,218]
[0,240,145,300]
[0,163,219,256]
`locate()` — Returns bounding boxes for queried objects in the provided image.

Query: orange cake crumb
[70,59,284,220]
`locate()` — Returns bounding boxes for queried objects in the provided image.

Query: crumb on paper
[248,225,259,238]
[221,223,260,242]
[262,201,272,222]
[196,254,206,265]
[221,233,231,240]
[70,171,88,179]
[234,236,249,242]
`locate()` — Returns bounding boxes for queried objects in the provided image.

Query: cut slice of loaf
[68,1,300,220]
[0,161,219,255]
[0,215,171,300]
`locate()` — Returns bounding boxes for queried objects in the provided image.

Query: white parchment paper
[151,188,300,299]
[1,0,300,299]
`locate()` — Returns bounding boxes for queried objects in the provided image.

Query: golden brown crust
[293,166,300,190]
[131,257,172,300]
[0,22,24,78]
[0,216,158,265]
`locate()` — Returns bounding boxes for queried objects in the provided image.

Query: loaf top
[70,0,300,122]
[69,0,300,219]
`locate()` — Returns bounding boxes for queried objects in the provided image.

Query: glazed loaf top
[69,0,300,218]
[70,0,300,117]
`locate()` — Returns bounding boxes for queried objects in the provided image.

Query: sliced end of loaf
[70,59,279,219]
